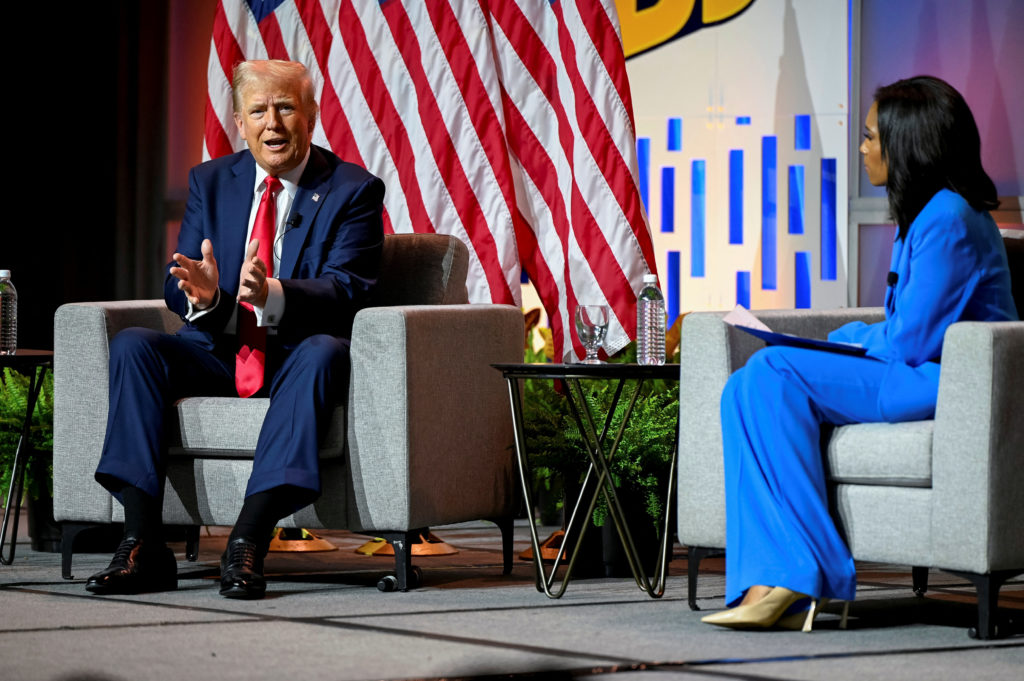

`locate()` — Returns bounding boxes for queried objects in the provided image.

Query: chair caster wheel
[377,567,422,592]
[968,624,998,640]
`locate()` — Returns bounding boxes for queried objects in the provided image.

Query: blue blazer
[829,189,1017,420]
[165,145,385,347]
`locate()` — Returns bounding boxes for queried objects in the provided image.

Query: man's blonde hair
[232,60,318,120]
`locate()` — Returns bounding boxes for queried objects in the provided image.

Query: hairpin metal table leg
[499,365,680,600]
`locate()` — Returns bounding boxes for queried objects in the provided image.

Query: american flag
[205,0,656,362]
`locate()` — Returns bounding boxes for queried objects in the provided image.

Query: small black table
[1,350,53,565]
[493,362,679,599]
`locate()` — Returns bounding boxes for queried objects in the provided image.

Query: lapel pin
[312,193,320,202]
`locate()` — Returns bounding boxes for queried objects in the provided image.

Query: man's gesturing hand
[170,239,219,310]
[237,238,270,308]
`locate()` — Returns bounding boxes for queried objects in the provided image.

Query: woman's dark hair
[874,76,998,239]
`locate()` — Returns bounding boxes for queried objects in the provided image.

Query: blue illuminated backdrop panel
[821,158,838,281]
[660,167,675,233]
[788,165,805,235]
[729,150,743,245]
[667,117,683,151]
[761,135,777,291]
[637,137,651,215]
[691,160,706,277]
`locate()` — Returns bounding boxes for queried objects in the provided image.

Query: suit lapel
[280,146,332,278]
[220,153,257,293]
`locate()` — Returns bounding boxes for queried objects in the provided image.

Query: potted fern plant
[0,367,59,552]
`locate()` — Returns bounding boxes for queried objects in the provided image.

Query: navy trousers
[719,346,929,606]
[95,327,350,505]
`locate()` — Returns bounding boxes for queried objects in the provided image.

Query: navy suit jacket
[165,145,385,348]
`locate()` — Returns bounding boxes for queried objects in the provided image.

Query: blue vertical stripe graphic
[788,165,804,234]
[821,158,837,280]
[736,271,751,308]
[691,160,706,277]
[637,137,650,215]
[761,136,777,290]
[667,251,681,326]
[794,114,811,150]
[667,117,682,151]
[661,167,675,233]
[729,150,743,244]
[795,252,811,308]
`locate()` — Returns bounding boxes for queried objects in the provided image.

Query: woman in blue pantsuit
[702,77,1018,630]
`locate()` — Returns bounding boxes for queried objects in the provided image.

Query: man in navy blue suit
[86,60,384,599]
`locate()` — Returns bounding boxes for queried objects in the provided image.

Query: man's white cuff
[254,278,285,327]
[185,288,220,322]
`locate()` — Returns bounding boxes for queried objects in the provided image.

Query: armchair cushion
[167,397,347,459]
[826,420,933,487]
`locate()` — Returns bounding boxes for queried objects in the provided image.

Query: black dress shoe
[220,537,267,599]
[85,537,178,595]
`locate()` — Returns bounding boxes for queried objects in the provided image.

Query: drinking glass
[575,304,609,364]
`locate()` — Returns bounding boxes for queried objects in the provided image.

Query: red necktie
[235,176,281,398]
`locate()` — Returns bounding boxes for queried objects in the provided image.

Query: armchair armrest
[930,320,1024,572]
[346,304,523,532]
[52,301,181,523]
[676,307,885,547]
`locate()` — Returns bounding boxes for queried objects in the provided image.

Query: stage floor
[1,516,1021,681]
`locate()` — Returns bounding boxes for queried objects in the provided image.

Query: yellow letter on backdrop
[615,0,696,58]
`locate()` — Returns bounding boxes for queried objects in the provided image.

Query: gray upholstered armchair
[53,233,523,591]
[677,308,1024,639]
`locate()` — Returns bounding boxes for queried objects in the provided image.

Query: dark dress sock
[229,486,310,546]
[121,485,164,544]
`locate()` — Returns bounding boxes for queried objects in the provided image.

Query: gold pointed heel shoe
[700,587,807,629]
[776,598,851,632]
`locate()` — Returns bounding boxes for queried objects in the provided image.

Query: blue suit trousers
[720,346,913,606]
[95,327,350,505]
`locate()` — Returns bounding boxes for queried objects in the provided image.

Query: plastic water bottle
[637,273,665,365]
[0,270,15,355]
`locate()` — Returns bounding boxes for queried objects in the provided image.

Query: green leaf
[0,368,54,503]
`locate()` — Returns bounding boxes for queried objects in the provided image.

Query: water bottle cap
[642,274,657,283]
[0,270,9,278]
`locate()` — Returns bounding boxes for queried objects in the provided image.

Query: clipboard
[733,325,868,357]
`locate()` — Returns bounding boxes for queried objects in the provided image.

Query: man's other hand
[171,239,219,310]
[237,239,270,308]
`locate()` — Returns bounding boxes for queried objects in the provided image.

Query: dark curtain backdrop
[14,2,169,350]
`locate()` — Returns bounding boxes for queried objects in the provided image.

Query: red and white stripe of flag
[205,0,656,362]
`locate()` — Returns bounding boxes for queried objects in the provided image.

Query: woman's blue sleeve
[864,208,981,366]
[828,320,886,347]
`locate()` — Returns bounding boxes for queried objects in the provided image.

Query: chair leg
[493,517,514,576]
[60,522,94,580]
[947,568,1023,639]
[912,565,929,597]
[687,546,723,611]
[376,530,423,592]
[184,525,200,562]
